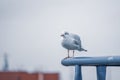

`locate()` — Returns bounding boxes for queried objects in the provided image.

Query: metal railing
[61,56,120,80]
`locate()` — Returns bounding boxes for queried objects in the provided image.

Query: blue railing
[61,56,120,80]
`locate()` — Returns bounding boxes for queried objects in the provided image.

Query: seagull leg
[67,50,70,58]
[64,50,70,59]
[73,50,75,57]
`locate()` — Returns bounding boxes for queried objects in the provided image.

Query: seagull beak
[60,34,64,37]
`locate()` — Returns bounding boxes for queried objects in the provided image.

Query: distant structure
[3,53,9,71]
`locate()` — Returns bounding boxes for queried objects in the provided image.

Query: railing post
[61,56,120,80]
[75,65,82,80]
[96,66,106,80]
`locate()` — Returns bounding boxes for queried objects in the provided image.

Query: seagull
[61,32,87,58]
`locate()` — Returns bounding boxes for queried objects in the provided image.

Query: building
[0,71,59,80]
[0,53,59,80]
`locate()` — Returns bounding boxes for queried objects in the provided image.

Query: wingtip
[84,50,87,52]
[78,48,87,52]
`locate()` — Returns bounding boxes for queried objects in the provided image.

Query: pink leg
[73,50,75,57]
[68,50,70,58]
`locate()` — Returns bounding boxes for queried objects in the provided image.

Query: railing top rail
[61,56,120,66]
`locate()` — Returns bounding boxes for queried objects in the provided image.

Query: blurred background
[0,0,120,80]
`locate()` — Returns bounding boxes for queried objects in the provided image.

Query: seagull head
[61,32,69,38]
[61,33,69,38]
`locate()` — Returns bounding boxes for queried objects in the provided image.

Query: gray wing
[70,33,80,41]
[73,35,80,41]
[73,39,81,48]
[70,33,81,46]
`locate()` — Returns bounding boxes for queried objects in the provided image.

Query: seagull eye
[65,32,69,35]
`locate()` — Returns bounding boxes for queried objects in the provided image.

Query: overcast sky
[0,0,120,80]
